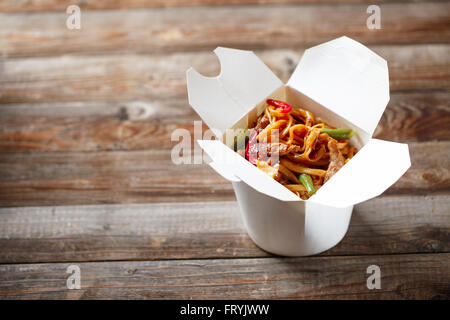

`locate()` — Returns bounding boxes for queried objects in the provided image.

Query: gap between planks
[1,3,449,58]
[0,141,448,207]
[0,45,449,104]
[0,0,444,13]
[0,91,449,153]
[0,252,448,299]
[0,194,448,264]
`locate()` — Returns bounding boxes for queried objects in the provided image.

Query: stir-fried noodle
[235,99,358,199]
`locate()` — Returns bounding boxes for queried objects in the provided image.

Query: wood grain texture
[0,0,448,301]
[1,3,449,58]
[0,253,448,299]
[0,141,448,207]
[0,0,437,13]
[1,45,449,104]
[0,195,448,263]
[372,91,450,143]
[0,149,235,206]
[0,91,448,152]
[0,99,198,152]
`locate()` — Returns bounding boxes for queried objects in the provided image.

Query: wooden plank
[392,141,450,194]
[0,45,448,104]
[0,99,198,152]
[0,149,236,206]
[0,195,448,263]
[1,3,449,58]
[0,253,448,299]
[373,91,450,143]
[0,0,438,13]
[0,141,448,207]
[0,91,448,152]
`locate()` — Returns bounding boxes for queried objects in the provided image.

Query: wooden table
[0,0,449,299]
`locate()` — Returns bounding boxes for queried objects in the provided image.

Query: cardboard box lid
[200,138,411,207]
[188,37,411,208]
[287,36,389,136]
[308,139,411,208]
[187,47,283,133]
[199,140,300,201]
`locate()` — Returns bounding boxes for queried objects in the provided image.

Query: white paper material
[208,162,240,183]
[309,139,411,208]
[233,179,354,256]
[198,140,299,201]
[305,200,353,252]
[187,47,282,133]
[187,37,412,256]
[214,47,283,112]
[188,37,411,208]
[288,36,389,136]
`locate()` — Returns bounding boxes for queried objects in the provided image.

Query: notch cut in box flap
[187,47,283,133]
[198,140,299,201]
[309,139,411,208]
[288,36,389,136]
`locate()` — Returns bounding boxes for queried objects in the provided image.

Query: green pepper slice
[321,128,355,140]
[299,173,315,195]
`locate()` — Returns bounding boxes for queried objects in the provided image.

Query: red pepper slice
[245,131,258,166]
[267,99,292,113]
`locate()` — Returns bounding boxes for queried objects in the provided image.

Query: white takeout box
[186,36,411,256]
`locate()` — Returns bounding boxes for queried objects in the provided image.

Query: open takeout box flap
[187,47,283,133]
[309,139,411,208]
[287,36,389,136]
[198,140,300,201]
[208,161,241,183]
[188,38,408,208]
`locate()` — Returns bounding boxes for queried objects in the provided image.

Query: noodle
[239,99,358,200]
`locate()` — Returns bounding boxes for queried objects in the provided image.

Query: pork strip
[254,114,270,130]
[324,139,346,183]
